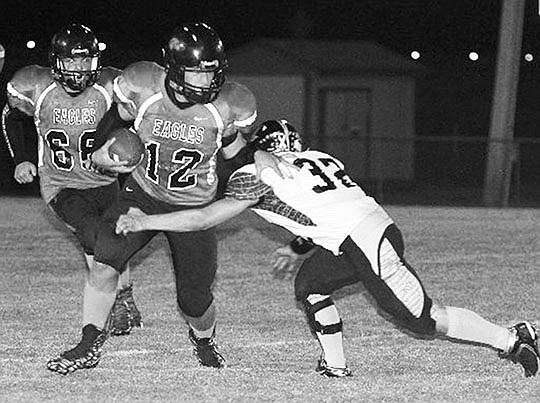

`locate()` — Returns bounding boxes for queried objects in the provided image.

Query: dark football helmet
[163,23,227,106]
[49,24,101,94]
[251,120,304,153]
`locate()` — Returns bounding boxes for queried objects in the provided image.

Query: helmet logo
[71,48,90,56]
[168,38,185,51]
[201,60,219,68]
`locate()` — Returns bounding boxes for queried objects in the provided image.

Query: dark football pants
[49,181,119,255]
[94,176,217,318]
[295,224,436,336]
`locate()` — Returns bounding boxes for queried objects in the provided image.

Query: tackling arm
[116,197,256,235]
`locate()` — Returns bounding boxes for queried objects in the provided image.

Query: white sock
[185,302,216,339]
[83,282,117,330]
[118,264,131,290]
[445,306,513,352]
[307,294,346,368]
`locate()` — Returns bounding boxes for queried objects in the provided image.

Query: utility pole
[483,0,525,207]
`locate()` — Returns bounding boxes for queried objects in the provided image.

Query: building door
[318,88,372,180]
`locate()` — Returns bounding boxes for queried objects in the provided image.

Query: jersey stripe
[203,103,223,185]
[1,104,15,158]
[235,110,257,128]
[34,83,56,167]
[134,93,162,130]
[93,83,112,110]
[6,82,35,107]
[113,76,137,111]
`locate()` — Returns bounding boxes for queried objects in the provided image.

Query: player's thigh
[165,228,217,289]
[94,183,156,271]
[294,247,362,300]
[50,188,99,233]
[344,225,435,335]
[49,185,117,253]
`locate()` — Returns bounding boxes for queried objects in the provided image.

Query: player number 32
[294,157,357,193]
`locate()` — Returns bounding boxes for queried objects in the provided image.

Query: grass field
[1,196,540,402]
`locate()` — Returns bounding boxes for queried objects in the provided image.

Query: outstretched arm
[116,197,256,235]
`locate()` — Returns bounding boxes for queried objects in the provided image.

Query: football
[108,127,145,167]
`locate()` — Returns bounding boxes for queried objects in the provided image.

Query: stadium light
[468,52,479,61]
[410,50,421,60]
[26,40,36,49]
[98,42,107,51]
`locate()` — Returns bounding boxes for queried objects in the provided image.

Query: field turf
[1,197,539,402]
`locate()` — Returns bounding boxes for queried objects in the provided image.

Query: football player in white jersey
[116,119,540,378]
[3,24,142,340]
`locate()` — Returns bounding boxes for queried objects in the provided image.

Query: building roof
[227,38,424,76]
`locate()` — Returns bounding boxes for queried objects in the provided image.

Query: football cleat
[316,358,352,378]
[188,329,225,368]
[108,284,143,336]
[47,324,107,375]
[500,321,540,377]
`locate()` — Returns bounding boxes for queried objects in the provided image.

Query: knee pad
[303,296,343,335]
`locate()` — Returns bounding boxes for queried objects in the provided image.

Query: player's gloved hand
[271,244,302,280]
[116,207,147,235]
[254,150,298,180]
[91,138,137,174]
[14,161,37,184]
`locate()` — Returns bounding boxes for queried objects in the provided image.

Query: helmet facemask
[52,54,101,94]
[165,61,226,105]
[49,24,102,95]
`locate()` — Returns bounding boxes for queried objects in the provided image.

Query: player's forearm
[139,198,253,232]
[142,210,210,232]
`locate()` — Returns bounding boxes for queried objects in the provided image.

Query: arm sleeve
[224,169,271,202]
[1,103,37,165]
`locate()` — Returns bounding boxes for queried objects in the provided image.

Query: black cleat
[47,324,107,375]
[500,321,540,377]
[108,284,143,336]
[188,329,225,368]
[316,358,352,378]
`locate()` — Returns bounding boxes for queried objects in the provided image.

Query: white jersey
[224,149,393,254]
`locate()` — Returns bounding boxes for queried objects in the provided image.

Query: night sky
[2,0,540,61]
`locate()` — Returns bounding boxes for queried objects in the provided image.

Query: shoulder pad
[97,66,122,87]
[216,81,257,127]
[9,65,52,95]
[114,62,163,118]
[122,61,164,93]
[7,65,52,112]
